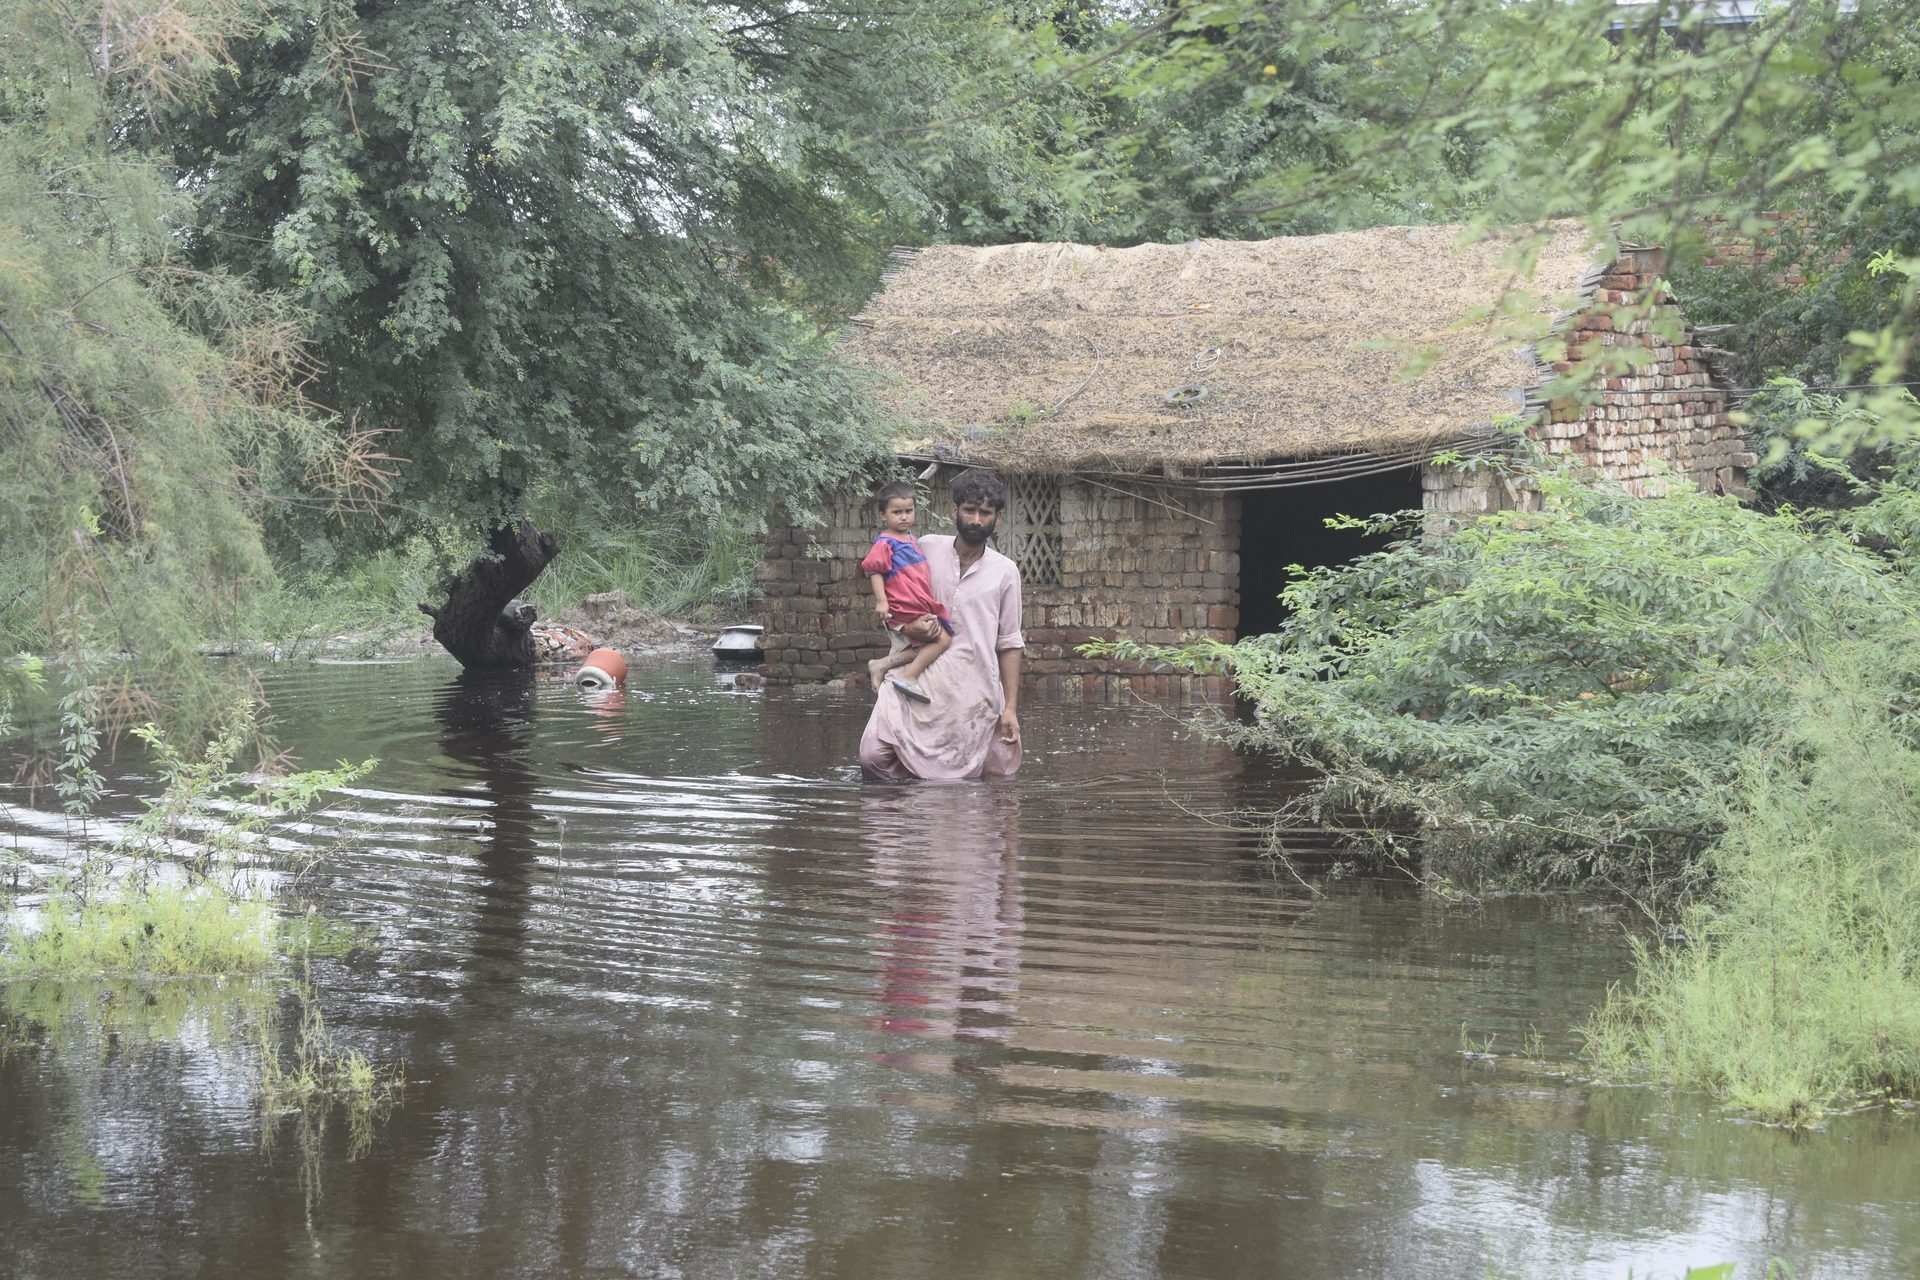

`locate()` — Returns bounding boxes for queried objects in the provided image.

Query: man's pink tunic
[859,534,1024,781]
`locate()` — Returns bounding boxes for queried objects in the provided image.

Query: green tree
[156,0,1097,565]
[1050,0,1919,429]
[0,0,360,727]
[1034,1,1484,242]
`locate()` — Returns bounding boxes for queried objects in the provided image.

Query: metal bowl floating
[711,624,764,661]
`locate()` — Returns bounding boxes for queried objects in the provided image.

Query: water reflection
[861,786,1022,1070]
[433,671,539,988]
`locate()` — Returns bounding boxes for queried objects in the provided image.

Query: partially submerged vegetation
[1097,408,1920,1121]
[1094,463,1918,901]
[4,881,278,978]
[1586,650,1920,1122]
[1,696,392,1139]
[2,695,372,980]
[254,962,405,1159]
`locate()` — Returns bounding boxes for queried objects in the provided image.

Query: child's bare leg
[867,645,914,690]
[868,627,917,689]
[894,627,951,683]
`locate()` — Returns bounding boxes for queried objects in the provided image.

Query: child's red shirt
[860,534,954,631]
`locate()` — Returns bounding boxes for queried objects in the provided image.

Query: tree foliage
[1050,0,1920,438]
[1668,207,1920,391]
[0,1,363,727]
[154,0,1100,555]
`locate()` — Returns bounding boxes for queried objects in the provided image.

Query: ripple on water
[3,658,1917,1279]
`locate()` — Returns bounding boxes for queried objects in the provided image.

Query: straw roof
[841,222,1605,471]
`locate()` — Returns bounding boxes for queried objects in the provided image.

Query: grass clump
[2,881,277,978]
[233,535,448,656]
[2,700,402,1167]
[517,492,762,622]
[256,969,404,1158]
[0,700,374,979]
[1584,647,1920,1124]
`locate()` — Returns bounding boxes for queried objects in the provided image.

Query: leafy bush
[1092,470,1919,898]
[1733,377,1920,514]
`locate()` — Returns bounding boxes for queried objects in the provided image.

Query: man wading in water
[858,468,1024,781]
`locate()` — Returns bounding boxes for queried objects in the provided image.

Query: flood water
[3,658,1918,1278]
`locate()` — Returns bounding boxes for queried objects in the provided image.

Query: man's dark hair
[873,480,915,512]
[948,468,1008,511]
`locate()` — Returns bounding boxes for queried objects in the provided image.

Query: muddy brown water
[2,659,1917,1279]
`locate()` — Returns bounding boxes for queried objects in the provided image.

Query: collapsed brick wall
[755,478,1239,701]
[1529,246,1751,497]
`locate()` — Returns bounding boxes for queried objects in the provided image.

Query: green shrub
[1091,469,1919,898]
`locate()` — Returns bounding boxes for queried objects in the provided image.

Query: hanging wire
[1725,380,1920,402]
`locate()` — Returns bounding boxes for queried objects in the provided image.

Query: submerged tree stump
[417,521,561,669]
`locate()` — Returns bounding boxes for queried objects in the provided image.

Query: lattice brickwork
[1002,473,1063,585]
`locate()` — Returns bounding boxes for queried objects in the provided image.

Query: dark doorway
[1237,468,1423,639]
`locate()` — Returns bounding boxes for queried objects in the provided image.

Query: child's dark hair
[874,480,915,512]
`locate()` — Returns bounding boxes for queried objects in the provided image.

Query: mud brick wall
[1530,247,1751,498]
[754,492,873,685]
[1421,245,1748,520]
[755,477,1239,703]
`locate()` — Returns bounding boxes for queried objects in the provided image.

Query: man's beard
[956,521,992,545]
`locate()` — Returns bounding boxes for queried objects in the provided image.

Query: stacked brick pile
[756,480,1238,701]
[1529,247,1752,497]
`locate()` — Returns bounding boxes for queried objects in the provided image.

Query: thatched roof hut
[756,223,1746,698]
[840,222,1604,475]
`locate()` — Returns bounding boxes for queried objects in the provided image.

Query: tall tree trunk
[417,520,560,669]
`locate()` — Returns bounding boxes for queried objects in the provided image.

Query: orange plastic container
[573,647,628,689]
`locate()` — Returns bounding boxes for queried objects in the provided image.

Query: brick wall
[756,477,1238,701]
[1529,246,1751,497]
[1696,210,1837,288]
[1419,245,1750,518]
[1421,463,1542,519]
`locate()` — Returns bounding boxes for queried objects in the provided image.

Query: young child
[859,481,953,702]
